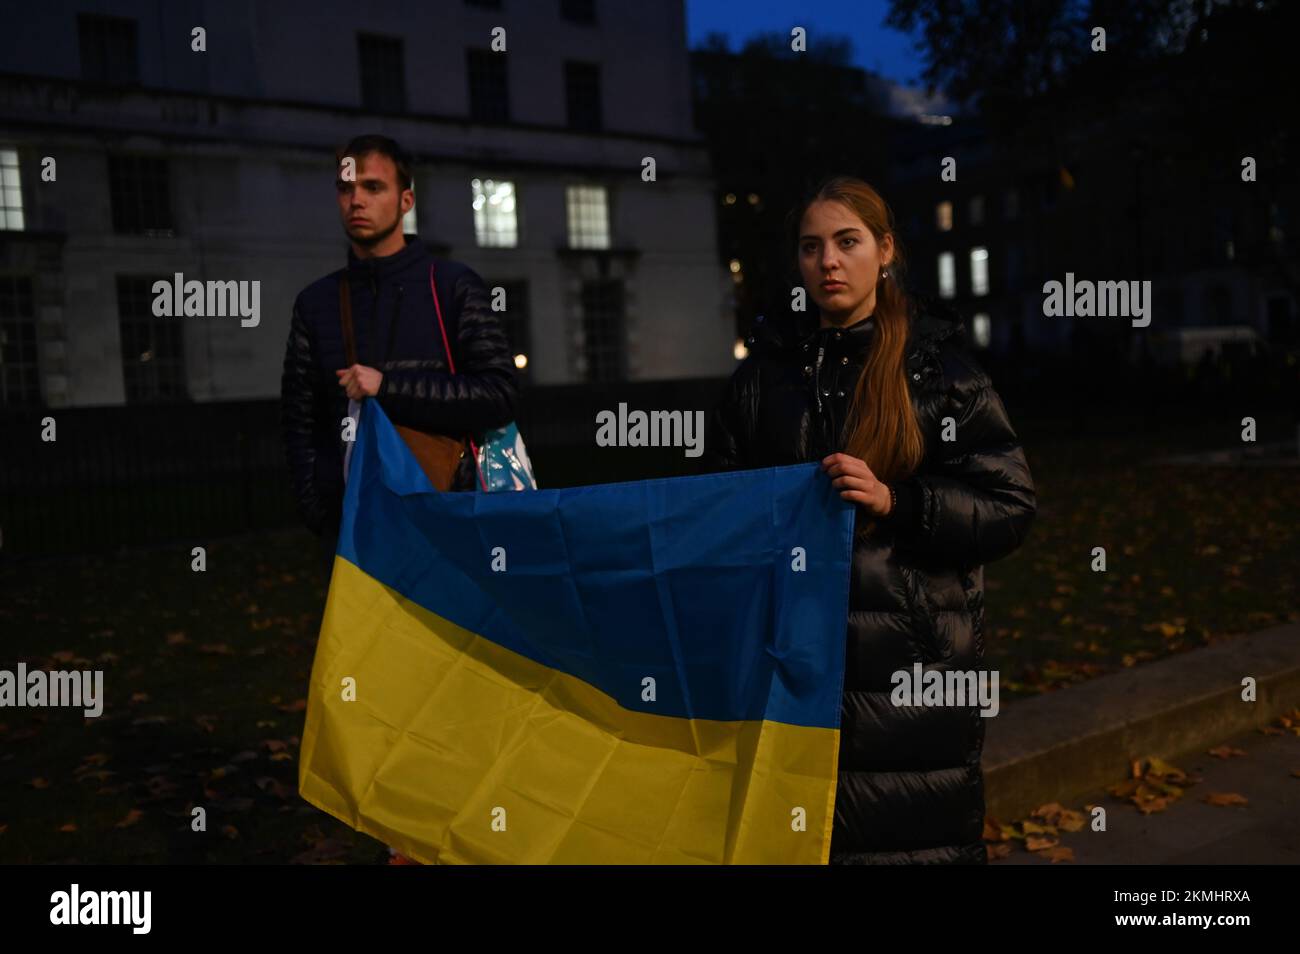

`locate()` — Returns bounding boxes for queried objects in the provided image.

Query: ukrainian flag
[298,401,854,864]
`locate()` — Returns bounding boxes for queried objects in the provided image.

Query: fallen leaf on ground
[1025,834,1060,851]
[255,777,294,800]
[1031,803,1086,832]
[290,839,351,864]
[1207,745,1247,759]
[1133,795,1173,814]
[1203,792,1248,807]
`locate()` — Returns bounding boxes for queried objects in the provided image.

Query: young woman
[706,176,1037,864]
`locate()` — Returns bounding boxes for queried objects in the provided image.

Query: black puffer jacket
[705,294,1036,864]
[280,239,518,537]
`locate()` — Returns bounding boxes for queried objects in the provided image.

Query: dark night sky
[685,0,925,85]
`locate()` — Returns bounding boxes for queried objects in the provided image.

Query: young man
[279,134,518,568]
[280,134,518,865]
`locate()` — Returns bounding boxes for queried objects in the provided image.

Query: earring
[881,267,890,280]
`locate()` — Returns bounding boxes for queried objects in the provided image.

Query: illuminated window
[402,180,417,235]
[972,312,991,348]
[936,201,952,232]
[1,149,23,231]
[970,246,989,296]
[938,252,955,299]
[566,184,609,249]
[471,178,517,247]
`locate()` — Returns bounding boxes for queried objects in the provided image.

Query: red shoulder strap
[429,262,457,375]
[429,262,487,491]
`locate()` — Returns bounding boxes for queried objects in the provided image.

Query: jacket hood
[748,291,967,368]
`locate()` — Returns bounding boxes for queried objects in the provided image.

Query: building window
[489,279,532,372]
[580,278,626,382]
[561,0,597,23]
[358,33,407,112]
[935,200,952,232]
[403,179,417,236]
[467,49,510,122]
[1,149,24,231]
[0,276,40,406]
[969,194,985,226]
[1003,187,1019,220]
[108,156,173,236]
[971,312,991,348]
[117,276,185,403]
[564,61,602,131]
[970,246,990,296]
[938,252,956,299]
[566,185,610,249]
[77,13,138,85]
[471,178,518,247]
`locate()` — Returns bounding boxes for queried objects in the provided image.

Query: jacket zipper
[365,271,379,364]
[384,284,404,365]
[814,342,825,414]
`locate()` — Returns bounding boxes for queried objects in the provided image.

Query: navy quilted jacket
[279,239,518,537]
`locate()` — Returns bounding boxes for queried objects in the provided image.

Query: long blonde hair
[787,176,926,520]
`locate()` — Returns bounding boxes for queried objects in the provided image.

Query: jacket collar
[751,292,965,367]
[345,237,428,283]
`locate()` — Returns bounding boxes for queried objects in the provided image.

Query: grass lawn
[1,410,1296,862]
[0,530,381,864]
[985,409,1299,697]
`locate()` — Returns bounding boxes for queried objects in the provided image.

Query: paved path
[994,726,1300,864]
